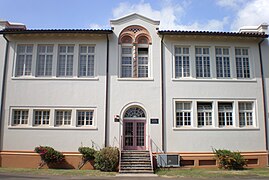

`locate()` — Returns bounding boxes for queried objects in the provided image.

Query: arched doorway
[123,106,146,150]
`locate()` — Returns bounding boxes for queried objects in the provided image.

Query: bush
[78,147,96,169]
[94,147,119,171]
[34,146,64,169]
[213,149,247,170]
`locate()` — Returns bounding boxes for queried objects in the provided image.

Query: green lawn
[0,168,116,177]
[156,168,269,178]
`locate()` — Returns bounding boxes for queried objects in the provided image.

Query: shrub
[78,147,96,169]
[94,147,119,172]
[213,149,247,170]
[34,146,64,169]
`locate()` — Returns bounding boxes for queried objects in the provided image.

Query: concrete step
[119,169,154,174]
[121,161,151,165]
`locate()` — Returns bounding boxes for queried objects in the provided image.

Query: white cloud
[216,0,246,9]
[231,0,269,31]
[89,23,109,29]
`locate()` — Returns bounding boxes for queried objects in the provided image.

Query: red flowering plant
[34,146,64,169]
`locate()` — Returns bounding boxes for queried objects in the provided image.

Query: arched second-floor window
[119,26,152,78]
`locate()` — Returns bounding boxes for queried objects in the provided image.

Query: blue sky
[1,0,268,31]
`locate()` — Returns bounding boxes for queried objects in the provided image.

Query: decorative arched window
[124,107,146,118]
[119,26,152,78]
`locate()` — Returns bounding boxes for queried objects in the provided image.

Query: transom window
[12,110,29,125]
[216,47,231,78]
[57,45,74,77]
[175,102,192,127]
[34,110,50,126]
[175,47,190,78]
[239,102,253,127]
[218,102,233,127]
[235,48,250,78]
[197,102,212,127]
[15,45,33,77]
[124,107,146,118]
[55,110,72,126]
[79,45,95,77]
[77,110,94,126]
[195,47,211,78]
[36,45,53,76]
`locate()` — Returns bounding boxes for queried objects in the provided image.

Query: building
[0,14,268,169]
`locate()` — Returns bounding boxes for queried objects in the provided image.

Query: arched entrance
[123,106,146,150]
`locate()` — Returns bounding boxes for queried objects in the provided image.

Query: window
[55,110,72,126]
[79,45,95,77]
[34,110,50,126]
[197,102,212,127]
[77,110,94,126]
[195,47,210,78]
[36,45,53,76]
[138,48,149,77]
[216,47,231,78]
[239,102,253,127]
[121,46,133,77]
[218,102,233,127]
[175,102,191,127]
[175,47,190,78]
[235,48,250,78]
[15,45,33,76]
[12,110,28,125]
[57,45,74,76]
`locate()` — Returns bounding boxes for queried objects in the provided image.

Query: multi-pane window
[121,47,133,77]
[195,47,211,78]
[77,110,94,126]
[34,110,50,126]
[175,102,191,127]
[138,47,149,77]
[216,47,231,78]
[15,45,33,76]
[197,102,212,127]
[57,45,74,76]
[12,110,29,125]
[235,48,250,78]
[218,102,233,127]
[36,45,53,76]
[55,110,72,126]
[239,102,253,127]
[175,47,190,78]
[79,45,95,77]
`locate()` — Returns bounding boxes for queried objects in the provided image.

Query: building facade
[0,14,268,168]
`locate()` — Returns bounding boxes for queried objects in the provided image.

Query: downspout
[104,34,110,147]
[0,34,9,150]
[258,38,269,162]
[161,34,165,152]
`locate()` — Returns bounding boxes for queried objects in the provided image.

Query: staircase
[119,150,154,174]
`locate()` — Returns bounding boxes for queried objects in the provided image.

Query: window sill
[117,78,154,81]
[8,126,98,130]
[11,77,99,81]
[172,127,259,131]
[172,78,257,82]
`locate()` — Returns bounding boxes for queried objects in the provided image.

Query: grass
[156,168,269,178]
[0,168,117,177]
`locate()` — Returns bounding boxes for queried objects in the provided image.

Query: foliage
[94,147,119,172]
[34,146,64,169]
[213,149,247,170]
[78,147,96,169]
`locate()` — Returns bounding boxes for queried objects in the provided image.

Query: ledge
[172,127,260,131]
[117,78,154,81]
[11,77,100,81]
[8,126,98,130]
[172,78,257,83]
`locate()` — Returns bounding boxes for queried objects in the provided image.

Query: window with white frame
[121,46,133,77]
[77,110,94,126]
[34,110,50,126]
[197,102,212,127]
[57,45,74,77]
[12,110,29,126]
[15,45,33,77]
[195,47,210,78]
[175,47,190,78]
[36,45,53,76]
[79,45,95,77]
[55,110,72,126]
[175,102,192,127]
[239,102,254,127]
[138,47,149,77]
[216,47,231,78]
[218,102,233,127]
[235,48,250,78]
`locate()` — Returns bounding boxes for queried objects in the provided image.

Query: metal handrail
[148,135,153,171]
[119,135,123,172]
